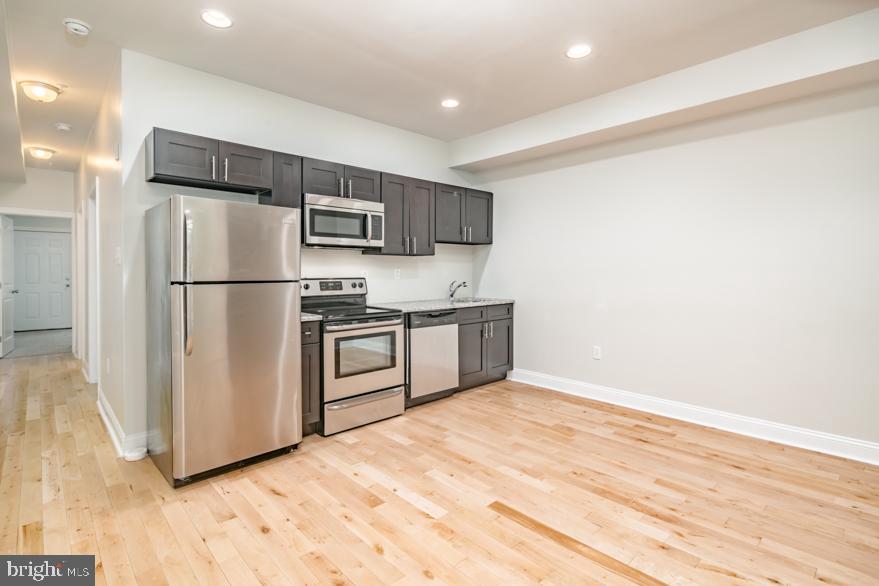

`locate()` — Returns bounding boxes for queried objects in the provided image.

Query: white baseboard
[80,366,96,385]
[96,389,147,462]
[508,368,879,466]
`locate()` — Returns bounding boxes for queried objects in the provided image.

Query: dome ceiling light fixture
[19,81,62,103]
[566,43,593,59]
[63,18,91,37]
[201,9,233,29]
[28,147,56,160]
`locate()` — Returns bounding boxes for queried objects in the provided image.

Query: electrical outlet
[592,346,602,360]
[393,269,401,280]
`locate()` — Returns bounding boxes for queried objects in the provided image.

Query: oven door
[304,202,383,248]
[323,319,404,402]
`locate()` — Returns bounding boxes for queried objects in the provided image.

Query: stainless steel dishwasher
[406,310,459,407]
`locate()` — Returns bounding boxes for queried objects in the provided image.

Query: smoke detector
[63,18,91,37]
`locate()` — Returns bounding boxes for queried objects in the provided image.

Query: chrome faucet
[449,280,469,300]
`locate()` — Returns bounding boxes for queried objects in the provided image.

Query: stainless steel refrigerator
[146,195,301,486]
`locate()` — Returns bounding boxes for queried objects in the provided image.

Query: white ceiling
[4,0,879,173]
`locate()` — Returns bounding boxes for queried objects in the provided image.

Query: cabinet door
[458,322,487,390]
[407,178,435,256]
[486,319,513,380]
[369,173,407,255]
[345,166,381,202]
[435,184,466,243]
[152,129,219,182]
[301,342,321,426]
[219,142,273,189]
[264,152,302,208]
[302,158,345,196]
[466,189,493,244]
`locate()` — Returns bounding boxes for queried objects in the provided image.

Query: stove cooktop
[304,304,402,323]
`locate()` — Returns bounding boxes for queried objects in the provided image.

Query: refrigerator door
[171,282,301,479]
[170,195,300,283]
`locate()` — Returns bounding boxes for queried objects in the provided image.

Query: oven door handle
[326,387,403,411]
[324,318,403,332]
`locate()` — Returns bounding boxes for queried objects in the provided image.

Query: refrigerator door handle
[184,285,194,356]
[183,209,193,282]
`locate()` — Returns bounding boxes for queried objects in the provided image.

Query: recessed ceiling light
[28,147,56,160]
[19,81,62,103]
[55,122,73,132]
[566,44,592,59]
[201,9,233,29]
[63,18,91,37]
[441,98,460,109]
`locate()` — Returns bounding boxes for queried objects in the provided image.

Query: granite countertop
[374,298,515,313]
[301,312,323,322]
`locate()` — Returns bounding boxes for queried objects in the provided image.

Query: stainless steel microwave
[303,194,384,248]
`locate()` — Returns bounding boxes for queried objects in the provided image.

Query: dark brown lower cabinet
[301,324,321,432]
[458,306,513,390]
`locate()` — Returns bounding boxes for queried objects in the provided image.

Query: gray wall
[473,82,879,443]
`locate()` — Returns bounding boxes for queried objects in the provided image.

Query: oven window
[334,331,396,378]
[310,209,367,239]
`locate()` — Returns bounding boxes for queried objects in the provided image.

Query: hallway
[4,328,72,359]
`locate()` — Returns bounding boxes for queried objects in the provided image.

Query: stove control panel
[301,278,367,297]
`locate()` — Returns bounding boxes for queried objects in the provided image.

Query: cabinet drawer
[323,386,405,436]
[457,306,487,324]
[486,304,513,320]
[301,322,320,344]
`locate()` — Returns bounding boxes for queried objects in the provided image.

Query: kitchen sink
[450,297,492,304]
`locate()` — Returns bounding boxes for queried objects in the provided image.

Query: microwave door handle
[366,212,372,242]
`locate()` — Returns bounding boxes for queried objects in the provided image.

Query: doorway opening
[0,214,73,359]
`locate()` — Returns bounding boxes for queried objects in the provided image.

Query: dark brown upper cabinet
[302,158,381,201]
[435,184,466,243]
[466,189,493,244]
[406,178,435,256]
[435,184,493,245]
[261,152,302,207]
[345,166,381,202]
[302,158,345,196]
[219,142,273,190]
[146,128,273,194]
[365,173,434,257]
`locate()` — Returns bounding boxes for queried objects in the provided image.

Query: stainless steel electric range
[301,278,405,435]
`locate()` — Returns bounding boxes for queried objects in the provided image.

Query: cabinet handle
[483,325,488,339]
[490,321,494,338]
[405,236,410,254]
[348,179,353,198]
[223,158,229,182]
[469,226,473,242]
[413,236,417,255]
[339,177,345,197]
[210,155,216,180]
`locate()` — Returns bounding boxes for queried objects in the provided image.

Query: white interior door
[14,230,72,331]
[0,217,15,356]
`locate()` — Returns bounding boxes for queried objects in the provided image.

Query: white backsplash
[301,244,477,303]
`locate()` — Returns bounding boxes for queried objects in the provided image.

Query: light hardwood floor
[1,353,878,585]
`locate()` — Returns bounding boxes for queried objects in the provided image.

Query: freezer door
[170,195,300,283]
[171,282,301,479]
